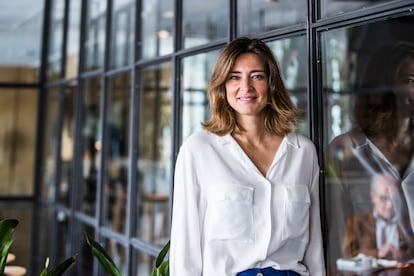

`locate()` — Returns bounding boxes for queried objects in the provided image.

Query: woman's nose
[240,77,251,90]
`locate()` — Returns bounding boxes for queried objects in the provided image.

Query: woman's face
[224,53,269,120]
[396,57,414,115]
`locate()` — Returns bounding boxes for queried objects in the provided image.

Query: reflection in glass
[58,83,76,206]
[136,62,172,246]
[103,74,130,234]
[84,0,107,71]
[267,36,309,136]
[72,222,95,275]
[40,89,60,199]
[104,238,127,274]
[238,0,306,36]
[0,89,37,196]
[132,249,155,276]
[141,0,174,58]
[54,211,73,267]
[47,0,65,81]
[0,202,33,272]
[0,0,43,70]
[65,0,81,78]
[322,18,414,275]
[182,0,227,49]
[181,50,219,140]
[319,0,388,19]
[110,0,135,68]
[80,78,102,215]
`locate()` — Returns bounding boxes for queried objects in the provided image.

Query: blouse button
[256,273,263,276]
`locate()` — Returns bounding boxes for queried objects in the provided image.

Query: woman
[170,37,325,276]
[326,41,414,271]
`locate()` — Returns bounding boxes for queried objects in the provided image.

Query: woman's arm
[170,145,203,275]
[303,150,326,275]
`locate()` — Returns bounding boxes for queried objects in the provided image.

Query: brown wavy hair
[353,41,414,142]
[202,37,299,136]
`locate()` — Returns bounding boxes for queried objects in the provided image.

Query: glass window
[0,202,33,271]
[80,77,102,215]
[110,0,135,68]
[319,0,389,19]
[58,83,77,206]
[141,0,174,59]
[182,0,227,49]
[0,89,38,196]
[132,249,155,275]
[103,74,131,233]
[181,50,220,141]
[71,222,95,275]
[40,88,60,199]
[322,17,414,275]
[47,0,65,82]
[0,0,43,80]
[238,0,306,36]
[84,0,107,71]
[136,62,172,246]
[267,36,309,136]
[104,238,127,274]
[65,0,81,78]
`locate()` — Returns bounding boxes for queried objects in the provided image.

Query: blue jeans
[236,267,300,276]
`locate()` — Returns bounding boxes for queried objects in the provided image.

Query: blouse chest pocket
[282,185,310,241]
[206,185,254,241]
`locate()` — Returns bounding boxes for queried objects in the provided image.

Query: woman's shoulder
[286,132,316,150]
[180,129,221,149]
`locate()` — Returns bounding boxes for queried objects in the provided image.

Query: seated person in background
[342,174,414,261]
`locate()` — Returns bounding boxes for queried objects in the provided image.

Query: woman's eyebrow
[230,69,266,74]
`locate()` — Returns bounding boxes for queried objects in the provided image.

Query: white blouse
[170,129,325,276]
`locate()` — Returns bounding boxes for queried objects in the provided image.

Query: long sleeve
[170,145,203,275]
[303,152,326,275]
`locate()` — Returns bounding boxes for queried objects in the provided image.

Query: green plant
[1,217,170,276]
[0,218,18,274]
[151,240,170,276]
[85,233,122,276]
[40,255,77,276]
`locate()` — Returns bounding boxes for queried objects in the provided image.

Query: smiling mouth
[238,96,257,101]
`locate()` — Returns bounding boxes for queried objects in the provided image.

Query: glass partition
[319,0,389,19]
[141,0,174,58]
[267,36,309,136]
[80,77,102,215]
[181,50,220,141]
[84,0,107,71]
[0,0,43,82]
[40,88,60,199]
[322,16,414,275]
[65,0,81,78]
[182,0,227,49]
[103,74,131,233]
[47,0,65,81]
[58,83,77,206]
[0,202,33,272]
[110,0,135,68]
[136,62,172,246]
[0,89,38,196]
[238,0,306,36]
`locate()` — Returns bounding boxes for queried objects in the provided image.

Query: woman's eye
[251,74,265,80]
[400,77,414,86]
[229,75,240,80]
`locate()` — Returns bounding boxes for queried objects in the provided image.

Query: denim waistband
[236,267,300,276]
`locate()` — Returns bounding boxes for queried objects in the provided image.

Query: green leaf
[0,219,18,275]
[40,255,76,276]
[85,233,122,276]
[151,240,170,276]
[154,240,170,268]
